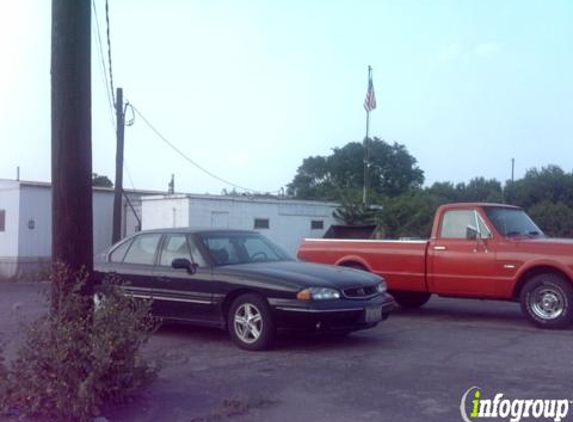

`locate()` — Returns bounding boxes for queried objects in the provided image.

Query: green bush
[0,264,160,422]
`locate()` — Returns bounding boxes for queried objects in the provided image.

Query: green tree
[426,178,502,203]
[505,165,573,209]
[333,202,378,225]
[427,181,460,202]
[528,201,573,237]
[92,173,113,188]
[288,138,424,201]
[377,177,502,239]
[459,177,503,202]
[377,190,446,239]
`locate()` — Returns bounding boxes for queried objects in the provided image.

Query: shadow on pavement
[154,320,391,354]
[392,297,532,328]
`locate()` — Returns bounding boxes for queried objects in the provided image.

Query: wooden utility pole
[112,87,125,244]
[51,0,93,305]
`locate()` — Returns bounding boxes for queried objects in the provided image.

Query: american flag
[363,77,376,112]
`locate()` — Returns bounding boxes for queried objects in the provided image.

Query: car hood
[214,260,382,290]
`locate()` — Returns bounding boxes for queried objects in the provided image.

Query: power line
[124,161,137,191]
[128,103,279,195]
[95,1,278,196]
[92,0,115,128]
[105,0,115,106]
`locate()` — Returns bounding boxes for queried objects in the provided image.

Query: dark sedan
[95,229,395,350]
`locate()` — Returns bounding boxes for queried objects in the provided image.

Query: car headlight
[297,287,341,301]
[377,280,387,293]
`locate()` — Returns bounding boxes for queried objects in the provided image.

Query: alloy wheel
[234,303,263,344]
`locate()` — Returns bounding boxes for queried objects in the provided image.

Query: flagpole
[363,65,372,205]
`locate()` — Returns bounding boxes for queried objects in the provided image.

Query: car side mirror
[466,225,478,240]
[172,258,197,275]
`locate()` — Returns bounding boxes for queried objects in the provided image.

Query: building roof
[0,178,166,196]
[140,192,339,207]
[0,178,340,206]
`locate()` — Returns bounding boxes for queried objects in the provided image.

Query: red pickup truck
[298,203,573,329]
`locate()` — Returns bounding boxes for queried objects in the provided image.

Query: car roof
[127,228,258,236]
[103,228,264,256]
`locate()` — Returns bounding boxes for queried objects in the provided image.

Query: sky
[1,0,572,195]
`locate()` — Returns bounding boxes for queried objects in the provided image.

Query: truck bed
[298,238,429,292]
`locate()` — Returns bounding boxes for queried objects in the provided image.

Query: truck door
[428,208,497,297]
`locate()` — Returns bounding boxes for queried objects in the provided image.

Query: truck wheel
[520,273,573,329]
[392,291,431,309]
[228,293,276,351]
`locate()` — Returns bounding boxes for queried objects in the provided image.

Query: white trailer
[141,194,338,255]
[0,179,156,279]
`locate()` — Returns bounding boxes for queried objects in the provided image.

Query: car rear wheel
[228,293,275,351]
[520,273,573,329]
[392,291,431,309]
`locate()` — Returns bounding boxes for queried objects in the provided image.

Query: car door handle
[433,246,447,251]
[156,276,169,283]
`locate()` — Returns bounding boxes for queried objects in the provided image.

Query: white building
[0,180,339,279]
[0,179,155,279]
[142,194,338,256]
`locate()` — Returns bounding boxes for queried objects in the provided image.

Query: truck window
[477,214,493,238]
[440,210,475,239]
[483,207,543,237]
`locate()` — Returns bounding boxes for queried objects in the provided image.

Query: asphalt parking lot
[1,282,572,422]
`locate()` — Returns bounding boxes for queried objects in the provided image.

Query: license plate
[365,306,383,323]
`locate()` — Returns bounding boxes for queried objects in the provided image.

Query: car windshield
[484,207,544,238]
[197,232,294,266]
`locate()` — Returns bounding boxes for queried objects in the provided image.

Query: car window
[123,234,161,265]
[160,234,191,267]
[109,239,132,263]
[440,210,475,239]
[202,237,241,265]
[199,232,292,266]
[188,238,207,267]
[158,234,207,267]
[243,237,280,262]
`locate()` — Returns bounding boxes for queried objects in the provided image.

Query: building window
[0,210,5,232]
[254,218,270,229]
[311,220,324,230]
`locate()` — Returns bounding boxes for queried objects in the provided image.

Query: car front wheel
[228,293,275,351]
[520,273,573,329]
